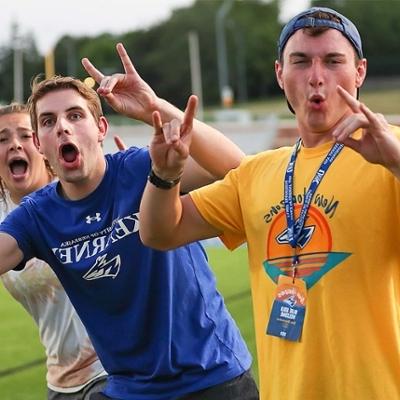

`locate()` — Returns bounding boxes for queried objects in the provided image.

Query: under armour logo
[86,213,101,224]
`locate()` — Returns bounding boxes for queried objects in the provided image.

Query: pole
[12,22,23,103]
[188,31,204,121]
[215,0,234,107]
[45,49,55,79]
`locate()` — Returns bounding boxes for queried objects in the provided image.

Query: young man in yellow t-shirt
[139,7,400,400]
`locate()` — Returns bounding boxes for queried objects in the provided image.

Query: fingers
[152,111,185,148]
[181,95,198,133]
[164,119,181,144]
[337,136,362,153]
[81,58,116,99]
[116,42,137,75]
[360,103,386,132]
[152,117,180,144]
[82,43,135,98]
[114,135,127,151]
[162,119,189,158]
[332,113,367,142]
[152,95,196,152]
[81,58,104,83]
[82,58,119,97]
[152,111,164,138]
[97,75,123,96]
[336,85,361,114]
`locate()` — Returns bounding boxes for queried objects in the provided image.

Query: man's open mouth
[60,143,79,163]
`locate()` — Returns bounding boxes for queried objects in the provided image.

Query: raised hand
[149,95,198,180]
[333,85,400,177]
[81,43,157,123]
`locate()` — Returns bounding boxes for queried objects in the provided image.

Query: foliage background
[1,0,400,108]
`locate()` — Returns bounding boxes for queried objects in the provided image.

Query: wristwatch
[148,168,182,190]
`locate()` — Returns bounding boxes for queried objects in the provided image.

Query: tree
[0,31,42,103]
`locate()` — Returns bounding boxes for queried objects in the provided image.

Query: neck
[300,133,333,148]
[297,122,335,148]
[298,111,355,148]
[10,191,25,205]
[59,159,106,201]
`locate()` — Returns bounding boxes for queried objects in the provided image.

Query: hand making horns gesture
[333,85,400,178]
[150,95,198,181]
[82,42,157,124]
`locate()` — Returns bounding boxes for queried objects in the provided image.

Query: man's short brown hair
[27,75,103,132]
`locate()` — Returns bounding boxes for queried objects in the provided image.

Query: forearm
[140,182,183,250]
[0,233,24,275]
[140,179,221,250]
[190,119,244,178]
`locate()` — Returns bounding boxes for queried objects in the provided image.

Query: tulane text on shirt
[51,213,139,264]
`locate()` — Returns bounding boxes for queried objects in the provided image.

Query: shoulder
[105,146,150,166]
[105,147,152,185]
[19,181,57,209]
[237,146,292,172]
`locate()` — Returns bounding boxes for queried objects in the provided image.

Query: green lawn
[0,246,256,398]
[0,284,47,398]
[206,246,257,373]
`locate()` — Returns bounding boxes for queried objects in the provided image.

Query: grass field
[0,246,256,399]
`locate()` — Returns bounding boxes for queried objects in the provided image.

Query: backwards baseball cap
[278,7,363,60]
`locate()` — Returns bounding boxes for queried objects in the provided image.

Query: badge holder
[266,259,307,341]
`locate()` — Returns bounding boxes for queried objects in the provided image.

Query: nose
[308,59,324,88]
[55,117,71,137]
[9,136,23,151]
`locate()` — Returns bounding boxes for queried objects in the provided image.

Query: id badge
[266,275,307,341]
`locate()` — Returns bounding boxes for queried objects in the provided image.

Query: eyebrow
[39,106,86,119]
[0,127,32,135]
[289,51,347,58]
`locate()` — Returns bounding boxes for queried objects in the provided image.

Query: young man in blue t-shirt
[0,44,258,400]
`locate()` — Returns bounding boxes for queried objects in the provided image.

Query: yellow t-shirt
[191,133,400,400]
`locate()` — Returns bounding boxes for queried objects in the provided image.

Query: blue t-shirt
[0,147,251,399]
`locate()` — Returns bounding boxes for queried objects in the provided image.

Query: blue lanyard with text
[284,139,344,277]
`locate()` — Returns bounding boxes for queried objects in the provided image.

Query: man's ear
[98,116,108,144]
[275,60,284,90]
[355,58,367,88]
[33,132,43,154]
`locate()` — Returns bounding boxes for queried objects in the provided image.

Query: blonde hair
[0,102,55,201]
[0,102,27,117]
[27,75,103,132]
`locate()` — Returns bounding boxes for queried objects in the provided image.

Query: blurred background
[1,0,400,397]
[2,0,400,148]
[1,0,400,152]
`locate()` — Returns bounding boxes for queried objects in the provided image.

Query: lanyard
[284,139,344,277]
